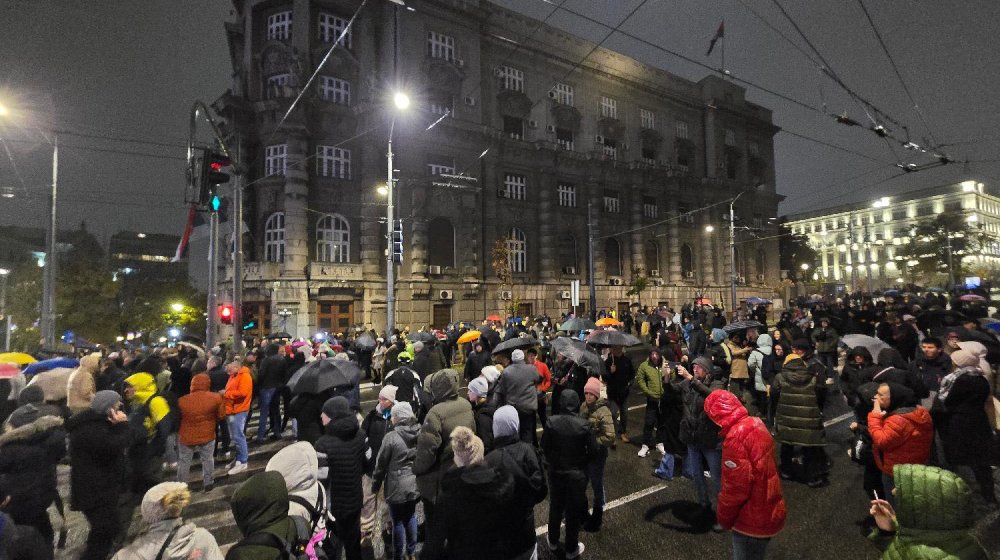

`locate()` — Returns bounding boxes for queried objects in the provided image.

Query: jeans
[518,410,537,446]
[227,411,249,463]
[641,397,661,447]
[81,502,120,560]
[818,353,838,387]
[537,392,547,428]
[163,432,178,464]
[257,387,279,441]
[388,500,418,559]
[334,509,362,560]
[780,445,828,482]
[587,453,607,509]
[547,473,587,553]
[608,391,628,435]
[688,445,722,508]
[177,440,215,486]
[215,419,230,454]
[732,532,770,560]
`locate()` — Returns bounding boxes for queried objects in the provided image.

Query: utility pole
[945,225,955,290]
[0,269,9,352]
[231,138,244,354]
[206,210,219,350]
[386,124,396,338]
[587,200,597,322]
[847,211,858,292]
[863,222,873,293]
[40,134,58,349]
[729,191,746,322]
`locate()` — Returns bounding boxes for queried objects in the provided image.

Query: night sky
[1,0,998,242]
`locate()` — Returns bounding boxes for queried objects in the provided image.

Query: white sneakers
[567,543,586,559]
[638,445,650,458]
[655,443,666,455]
[227,462,248,475]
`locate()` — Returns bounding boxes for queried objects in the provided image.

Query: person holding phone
[868,383,933,502]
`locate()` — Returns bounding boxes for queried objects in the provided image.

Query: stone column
[408,184,428,279]
[667,194,681,283]
[700,211,714,286]
[587,181,606,281]
[538,169,557,283]
[283,132,309,276]
[629,186,644,276]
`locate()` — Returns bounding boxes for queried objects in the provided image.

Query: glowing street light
[385,90,411,337]
[393,92,410,110]
[705,225,715,233]
[170,302,185,313]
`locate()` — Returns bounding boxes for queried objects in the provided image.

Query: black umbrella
[558,318,597,332]
[268,331,292,340]
[586,330,640,347]
[491,336,538,355]
[478,327,502,349]
[550,337,604,374]
[409,331,437,344]
[723,320,764,333]
[917,309,970,332]
[288,358,362,395]
[353,333,376,351]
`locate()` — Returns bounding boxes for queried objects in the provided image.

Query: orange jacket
[868,406,933,476]
[224,366,253,415]
[534,361,552,392]
[178,374,226,446]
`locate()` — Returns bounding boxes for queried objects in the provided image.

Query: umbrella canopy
[960,294,986,302]
[176,341,206,356]
[353,333,376,351]
[558,318,597,332]
[840,334,891,359]
[883,289,901,297]
[268,331,293,339]
[0,352,35,366]
[23,357,79,377]
[723,320,765,333]
[746,297,772,306]
[0,363,21,379]
[926,287,945,293]
[179,334,205,345]
[550,337,604,374]
[917,309,970,332]
[26,367,73,401]
[491,336,538,355]
[586,329,640,347]
[288,358,361,395]
[486,314,503,322]
[595,317,621,327]
[984,322,1000,334]
[409,331,437,344]
[477,327,502,349]
[457,330,481,345]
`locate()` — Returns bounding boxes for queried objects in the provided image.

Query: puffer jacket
[224,367,253,416]
[874,464,987,560]
[66,408,132,512]
[472,400,497,453]
[747,334,774,393]
[541,391,597,476]
[227,471,299,560]
[674,374,725,450]
[414,369,474,504]
[811,325,839,354]
[579,397,615,454]
[635,359,664,400]
[909,351,951,393]
[0,414,65,521]
[361,406,391,474]
[704,390,786,538]
[842,346,877,397]
[868,405,933,476]
[177,374,225,447]
[125,372,171,440]
[313,402,369,518]
[772,355,826,447]
[372,416,421,505]
[66,353,102,414]
[496,362,540,413]
[485,434,547,559]
[724,339,752,380]
[422,463,515,560]
[265,442,325,523]
[112,518,223,560]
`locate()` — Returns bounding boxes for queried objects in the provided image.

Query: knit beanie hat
[450,426,484,467]
[480,365,501,384]
[141,482,191,523]
[584,377,602,399]
[7,404,41,428]
[90,390,122,414]
[511,349,525,363]
[951,349,979,369]
[467,377,489,401]
[16,385,45,407]
[492,405,519,439]
[692,356,714,374]
[379,385,398,402]
[391,401,415,424]
[322,396,352,420]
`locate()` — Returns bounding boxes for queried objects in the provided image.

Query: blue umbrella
[884,289,901,297]
[746,297,772,306]
[23,357,79,377]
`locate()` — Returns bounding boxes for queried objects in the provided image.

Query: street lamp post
[729,191,747,321]
[0,268,9,352]
[385,92,409,338]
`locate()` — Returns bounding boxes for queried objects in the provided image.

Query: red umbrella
[0,363,20,379]
[486,314,502,322]
[960,294,986,302]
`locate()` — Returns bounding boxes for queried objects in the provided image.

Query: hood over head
[322,396,353,421]
[847,346,874,365]
[124,372,158,402]
[79,352,102,374]
[877,348,907,369]
[711,328,727,344]
[704,390,748,434]
[754,334,773,355]
[231,471,291,536]
[16,384,45,408]
[492,405,519,439]
[390,401,416,425]
[893,464,974,531]
[559,389,581,414]
[883,381,917,410]
[189,373,211,393]
[266,441,320,497]
[425,368,461,404]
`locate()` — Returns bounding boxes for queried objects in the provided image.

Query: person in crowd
[67,390,133,560]
[226,471,300,560]
[383,337,405,375]
[541,390,597,559]
[723,332,753,399]
[97,356,129,394]
[810,318,840,384]
[579,377,614,532]
[414,369,474,524]
[66,353,102,415]
[410,341,435,380]
[526,348,552,430]
[205,357,230,457]
[910,337,950,406]
[422,426,514,560]
[468,377,497,452]
[372,338,389,384]
[486,405,547,560]
[266,441,327,529]
[868,464,989,560]
[372,402,421,560]
[254,343,287,444]
[494,349,541,445]
[223,358,253,475]
[111,482,223,560]
[773,339,829,487]
[0,401,66,549]
[892,314,920,363]
[871,348,928,404]
[176,373,225,492]
[315,396,369,560]
[841,346,876,409]
[383,352,424,418]
[124,372,174,493]
[868,382,934,501]
[361,385,395,545]
[636,350,667,458]
[463,341,492,382]
[704,390,787,560]
[603,345,635,444]
[747,333,775,421]
[673,357,725,528]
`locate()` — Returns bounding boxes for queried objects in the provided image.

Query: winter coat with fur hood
[66,353,102,414]
[0,413,65,520]
[112,518,224,560]
[413,369,474,504]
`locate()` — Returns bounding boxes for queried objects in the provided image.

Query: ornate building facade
[214,0,782,337]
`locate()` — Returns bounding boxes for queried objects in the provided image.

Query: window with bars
[267,11,292,41]
[316,146,350,179]
[602,137,618,160]
[552,83,574,106]
[316,214,350,263]
[555,128,574,151]
[429,95,453,116]
[752,216,763,230]
[503,173,526,200]
[603,190,621,213]
[748,141,760,157]
[675,120,689,139]
[558,183,577,207]
[428,160,455,175]
[497,66,524,92]
[264,212,285,262]
[266,74,292,98]
[503,116,523,140]
[679,203,694,224]
[508,228,527,273]
[640,108,655,129]
[724,128,737,147]
[265,144,287,176]
[427,31,455,61]
[318,76,350,104]
[600,96,618,118]
[318,13,351,47]
[643,197,658,218]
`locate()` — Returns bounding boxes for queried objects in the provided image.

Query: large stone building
[213,0,782,338]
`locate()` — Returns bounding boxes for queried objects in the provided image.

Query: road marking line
[824,411,854,427]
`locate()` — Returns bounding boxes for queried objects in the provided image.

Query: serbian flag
[171,205,198,262]
[706,20,724,56]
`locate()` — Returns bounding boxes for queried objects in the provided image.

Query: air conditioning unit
[464,96,476,106]
[499,290,513,300]
[652,278,664,286]
[562,266,577,275]
[595,134,605,144]
[685,271,695,278]
[757,274,765,281]
[649,269,660,277]
[456,59,465,68]
[428,265,443,275]
[527,119,538,129]
[546,125,556,133]
[609,277,623,286]
[498,188,509,198]
[547,90,557,99]
[439,289,454,300]
[560,290,571,299]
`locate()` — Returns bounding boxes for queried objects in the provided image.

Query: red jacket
[178,374,226,446]
[704,390,787,538]
[224,366,253,416]
[867,406,933,476]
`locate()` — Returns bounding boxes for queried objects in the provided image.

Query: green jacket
[635,360,664,400]
[226,471,299,560]
[811,326,839,354]
[873,464,986,560]
[580,398,615,448]
[773,355,825,447]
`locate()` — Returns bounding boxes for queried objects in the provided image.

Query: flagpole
[721,23,726,76]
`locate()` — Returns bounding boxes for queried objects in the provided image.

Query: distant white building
[785,180,1000,289]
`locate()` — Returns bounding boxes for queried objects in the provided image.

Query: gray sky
[1,0,998,242]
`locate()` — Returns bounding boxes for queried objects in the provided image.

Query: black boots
[583,506,603,532]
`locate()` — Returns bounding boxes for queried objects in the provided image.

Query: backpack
[231,516,328,560]
[138,392,179,457]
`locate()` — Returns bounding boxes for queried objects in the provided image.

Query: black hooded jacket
[313,400,370,518]
[422,462,515,560]
[540,391,597,477]
[66,408,132,511]
[0,414,66,520]
[841,346,877,396]
[256,344,288,390]
[872,349,928,404]
[910,351,951,393]
[227,471,298,560]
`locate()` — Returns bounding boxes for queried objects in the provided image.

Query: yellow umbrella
[457,330,481,344]
[595,318,621,327]
[0,352,36,366]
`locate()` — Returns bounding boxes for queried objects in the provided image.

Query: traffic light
[391,219,404,263]
[219,304,233,325]
[196,148,231,207]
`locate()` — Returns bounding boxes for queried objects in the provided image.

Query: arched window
[605,238,622,277]
[645,240,660,275]
[264,212,285,263]
[558,234,578,273]
[508,228,526,273]
[316,214,350,263]
[427,217,455,268]
[681,243,694,278]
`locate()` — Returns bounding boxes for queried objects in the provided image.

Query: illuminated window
[552,83,574,106]
[316,214,350,263]
[497,66,524,92]
[265,144,287,176]
[640,108,655,129]
[558,183,576,207]
[508,228,527,273]
[318,76,350,105]
[600,96,618,118]
[267,11,292,41]
[503,173,526,200]
[427,31,455,61]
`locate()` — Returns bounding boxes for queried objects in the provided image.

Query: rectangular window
[752,216,763,230]
[265,144,287,176]
[427,31,455,61]
[497,66,524,92]
[640,108,655,129]
[679,203,694,224]
[555,128,574,151]
[641,147,656,165]
[643,197,658,218]
[429,95,453,116]
[558,183,577,208]
[675,120,690,139]
[266,74,292,99]
[602,137,617,160]
[603,190,620,213]
[503,116,523,140]
[267,11,292,41]
[600,96,618,119]
[503,173,526,201]
[317,146,351,179]
[725,128,736,146]
[428,160,455,176]
[318,76,350,105]
[748,141,760,157]
[552,82,574,106]
[318,13,351,47]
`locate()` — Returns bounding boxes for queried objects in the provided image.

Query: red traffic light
[201,149,232,186]
[219,305,234,324]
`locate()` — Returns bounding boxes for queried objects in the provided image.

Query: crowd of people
[0,291,995,559]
